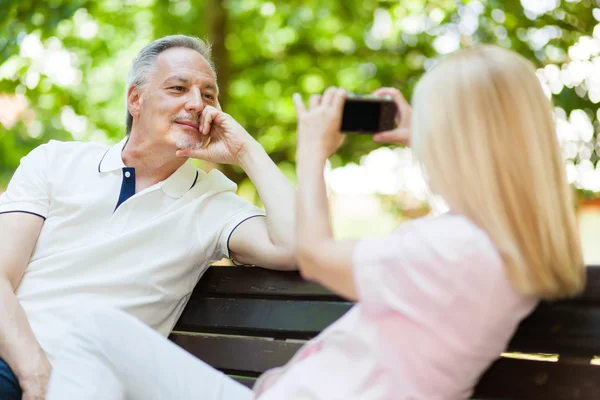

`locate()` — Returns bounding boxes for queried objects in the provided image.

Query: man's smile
[175,120,199,131]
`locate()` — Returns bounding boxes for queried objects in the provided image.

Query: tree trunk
[206,0,229,110]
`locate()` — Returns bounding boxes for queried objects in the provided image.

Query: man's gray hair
[125,35,215,135]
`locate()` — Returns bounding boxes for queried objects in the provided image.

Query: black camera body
[341,94,398,134]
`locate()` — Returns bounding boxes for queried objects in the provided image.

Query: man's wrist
[14,350,51,382]
[237,139,266,171]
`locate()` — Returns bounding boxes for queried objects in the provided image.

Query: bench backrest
[170,266,600,399]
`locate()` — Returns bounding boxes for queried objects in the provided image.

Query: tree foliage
[1,0,599,198]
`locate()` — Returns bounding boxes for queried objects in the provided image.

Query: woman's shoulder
[356,213,497,268]
[393,213,494,250]
[369,213,504,280]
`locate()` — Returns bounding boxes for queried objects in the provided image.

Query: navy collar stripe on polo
[190,170,199,190]
[115,167,136,211]
[97,148,110,173]
[98,137,200,201]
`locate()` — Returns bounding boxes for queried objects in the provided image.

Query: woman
[46,45,584,400]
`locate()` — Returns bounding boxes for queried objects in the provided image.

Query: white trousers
[46,308,254,400]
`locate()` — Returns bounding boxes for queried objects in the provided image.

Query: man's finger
[199,107,208,135]
[175,143,209,159]
[293,93,306,115]
[201,107,218,135]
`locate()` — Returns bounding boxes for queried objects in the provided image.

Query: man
[0,35,296,400]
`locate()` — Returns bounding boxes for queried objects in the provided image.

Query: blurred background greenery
[1,0,600,261]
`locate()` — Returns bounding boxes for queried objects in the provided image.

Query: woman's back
[255,213,537,399]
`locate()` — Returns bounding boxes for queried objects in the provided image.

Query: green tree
[1,0,599,200]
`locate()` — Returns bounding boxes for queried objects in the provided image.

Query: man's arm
[227,140,296,270]
[0,212,51,399]
[175,107,296,271]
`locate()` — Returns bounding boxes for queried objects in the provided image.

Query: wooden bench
[169,265,600,399]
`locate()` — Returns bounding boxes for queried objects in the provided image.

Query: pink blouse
[253,214,538,399]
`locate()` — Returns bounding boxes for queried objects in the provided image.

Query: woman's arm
[293,88,359,300]
[296,139,358,300]
[293,86,412,300]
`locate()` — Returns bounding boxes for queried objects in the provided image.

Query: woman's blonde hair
[411,45,585,300]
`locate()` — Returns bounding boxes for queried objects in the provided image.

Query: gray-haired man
[0,35,296,400]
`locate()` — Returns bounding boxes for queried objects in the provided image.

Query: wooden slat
[507,303,600,356]
[174,297,353,339]
[196,267,341,299]
[172,265,600,399]
[199,265,600,302]
[473,357,600,399]
[576,265,600,304]
[232,361,600,399]
[175,337,600,400]
[170,333,302,374]
[230,376,255,389]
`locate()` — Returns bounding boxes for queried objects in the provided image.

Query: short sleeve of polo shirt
[0,144,51,219]
[211,190,266,262]
[351,215,484,319]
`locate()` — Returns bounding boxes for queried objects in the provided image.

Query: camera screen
[341,100,381,132]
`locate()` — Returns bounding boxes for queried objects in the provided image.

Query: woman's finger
[309,94,321,110]
[293,93,306,116]
[332,88,347,112]
[372,128,410,145]
[372,87,409,107]
[322,86,338,106]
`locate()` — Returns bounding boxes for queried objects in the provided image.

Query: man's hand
[175,106,256,165]
[371,87,412,146]
[293,87,347,160]
[19,359,52,400]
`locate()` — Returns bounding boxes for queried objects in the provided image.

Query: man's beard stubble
[172,114,205,150]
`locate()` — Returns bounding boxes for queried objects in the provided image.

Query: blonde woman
[46,45,584,400]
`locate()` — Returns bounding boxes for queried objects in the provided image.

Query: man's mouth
[175,120,200,130]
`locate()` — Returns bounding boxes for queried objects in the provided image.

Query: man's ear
[127,85,142,118]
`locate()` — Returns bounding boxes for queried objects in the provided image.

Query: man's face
[131,47,219,150]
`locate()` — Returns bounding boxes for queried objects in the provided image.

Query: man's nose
[184,88,204,115]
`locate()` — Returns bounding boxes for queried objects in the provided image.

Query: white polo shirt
[0,138,264,361]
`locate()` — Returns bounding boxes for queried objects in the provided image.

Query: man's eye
[204,94,215,100]
[171,86,185,91]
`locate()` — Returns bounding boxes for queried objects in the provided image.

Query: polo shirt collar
[98,137,128,173]
[161,159,199,198]
[98,137,199,199]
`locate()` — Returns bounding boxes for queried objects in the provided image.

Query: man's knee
[74,308,133,332]
[65,308,137,352]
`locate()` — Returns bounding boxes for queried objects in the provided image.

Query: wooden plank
[196,267,341,299]
[170,333,301,373]
[175,336,600,400]
[196,265,600,301]
[229,361,600,399]
[507,303,600,356]
[174,297,352,339]
[230,376,255,389]
[473,357,600,399]
[575,265,600,304]
[198,266,600,302]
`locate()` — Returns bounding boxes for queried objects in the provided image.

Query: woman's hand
[371,87,412,146]
[293,87,347,160]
